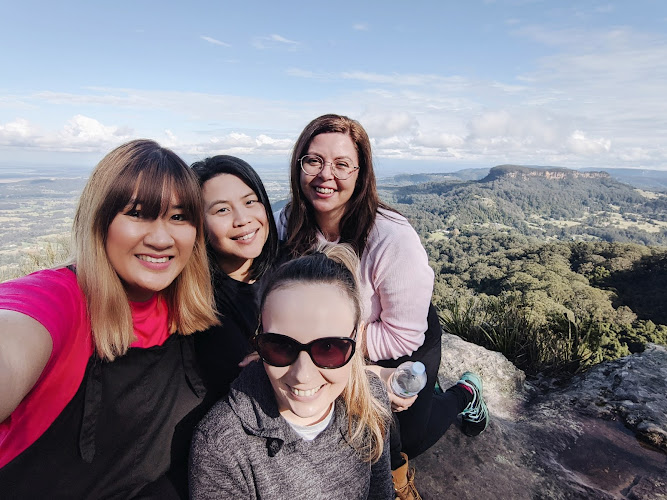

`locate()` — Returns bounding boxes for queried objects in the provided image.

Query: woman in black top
[192,156,278,398]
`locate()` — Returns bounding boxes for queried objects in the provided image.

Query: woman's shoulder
[274,207,288,240]
[373,208,414,233]
[0,267,84,320]
[1,266,78,291]
[196,398,237,437]
[367,208,421,249]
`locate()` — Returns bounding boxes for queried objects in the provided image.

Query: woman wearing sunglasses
[277,114,489,499]
[0,140,218,498]
[191,156,279,399]
[189,245,394,499]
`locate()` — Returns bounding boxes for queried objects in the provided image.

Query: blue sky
[1,0,666,173]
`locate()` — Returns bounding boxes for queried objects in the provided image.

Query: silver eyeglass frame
[299,154,360,180]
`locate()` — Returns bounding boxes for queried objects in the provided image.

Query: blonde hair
[259,243,391,462]
[72,139,218,360]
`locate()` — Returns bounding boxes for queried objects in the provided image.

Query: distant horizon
[3,160,667,185]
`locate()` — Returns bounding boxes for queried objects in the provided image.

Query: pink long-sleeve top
[277,208,434,361]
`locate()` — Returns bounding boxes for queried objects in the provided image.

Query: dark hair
[259,243,361,325]
[191,155,278,280]
[284,114,396,258]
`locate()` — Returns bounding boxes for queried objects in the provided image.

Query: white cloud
[0,115,134,153]
[0,118,38,146]
[414,131,465,149]
[200,35,231,47]
[253,34,299,50]
[270,34,297,44]
[566,130,611,155]
[358,111,418,138]
[353,23,369,31]
[55,115,134,152]
[180,131,294,158]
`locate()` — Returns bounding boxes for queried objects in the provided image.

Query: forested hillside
[383,165,667,246]
[381,165,667,376]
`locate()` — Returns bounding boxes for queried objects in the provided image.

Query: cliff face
[484,165,610,182]
[412,336,667,500]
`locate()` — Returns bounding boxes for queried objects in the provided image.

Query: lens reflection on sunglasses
[255,332,356,369]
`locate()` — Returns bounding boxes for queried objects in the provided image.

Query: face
[299,132,360,229]
[201,174,269,281]
[262,283,356,426]
[105,193,197,301]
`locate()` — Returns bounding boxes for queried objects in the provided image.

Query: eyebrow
[206,191,257,210]
[307,152,355,161]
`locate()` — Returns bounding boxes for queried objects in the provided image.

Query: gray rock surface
[411,336,667,500]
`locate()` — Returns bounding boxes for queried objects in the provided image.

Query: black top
[195,268,262,399]
[0,334,208,499]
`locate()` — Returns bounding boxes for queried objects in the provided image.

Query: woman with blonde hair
[0,139,218,498]
[190,244,394,499]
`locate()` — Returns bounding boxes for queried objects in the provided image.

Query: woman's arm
[362,215,434,362]
[0,310,52,422]
[189,427,253,499]
[367,422,394,500]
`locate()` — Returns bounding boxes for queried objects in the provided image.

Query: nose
[288,351,319,384]
[232,207,251,227]
[317,161,335,181]
[144,219,175,249]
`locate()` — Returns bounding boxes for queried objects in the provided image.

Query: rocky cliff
[484,165,610,182]
[412,335,667,499]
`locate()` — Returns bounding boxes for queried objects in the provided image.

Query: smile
[232,229,257,241]
[315,187,335,194]
[289,385,324,397]
[137,255,171,263]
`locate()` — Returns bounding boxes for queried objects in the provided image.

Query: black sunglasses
[254,330,357,369]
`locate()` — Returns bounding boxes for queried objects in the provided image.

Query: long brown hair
[72,139,217,360]
[284,114,396,258]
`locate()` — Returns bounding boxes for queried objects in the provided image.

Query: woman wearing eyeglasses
[276,114,489,499]
[0,140,218,498]
[191,156,279,399]
[189,245,393,499]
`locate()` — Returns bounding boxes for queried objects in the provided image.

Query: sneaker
[457,371,489,437]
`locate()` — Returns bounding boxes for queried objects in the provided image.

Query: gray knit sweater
[189,361,393,500]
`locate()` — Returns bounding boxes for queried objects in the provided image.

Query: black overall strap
[78,357,102,463]
[179,334,206,398]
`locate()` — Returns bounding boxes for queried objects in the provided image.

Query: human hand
[238,351,260,367]
[364,364,419,412]
[387,371,418,412]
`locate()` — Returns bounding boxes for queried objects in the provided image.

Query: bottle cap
[412,362,426,375]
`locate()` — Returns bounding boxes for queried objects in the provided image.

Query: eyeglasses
[254,331,357,369]
[299,154,359,180]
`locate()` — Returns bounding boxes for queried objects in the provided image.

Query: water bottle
[390,361,427,398]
